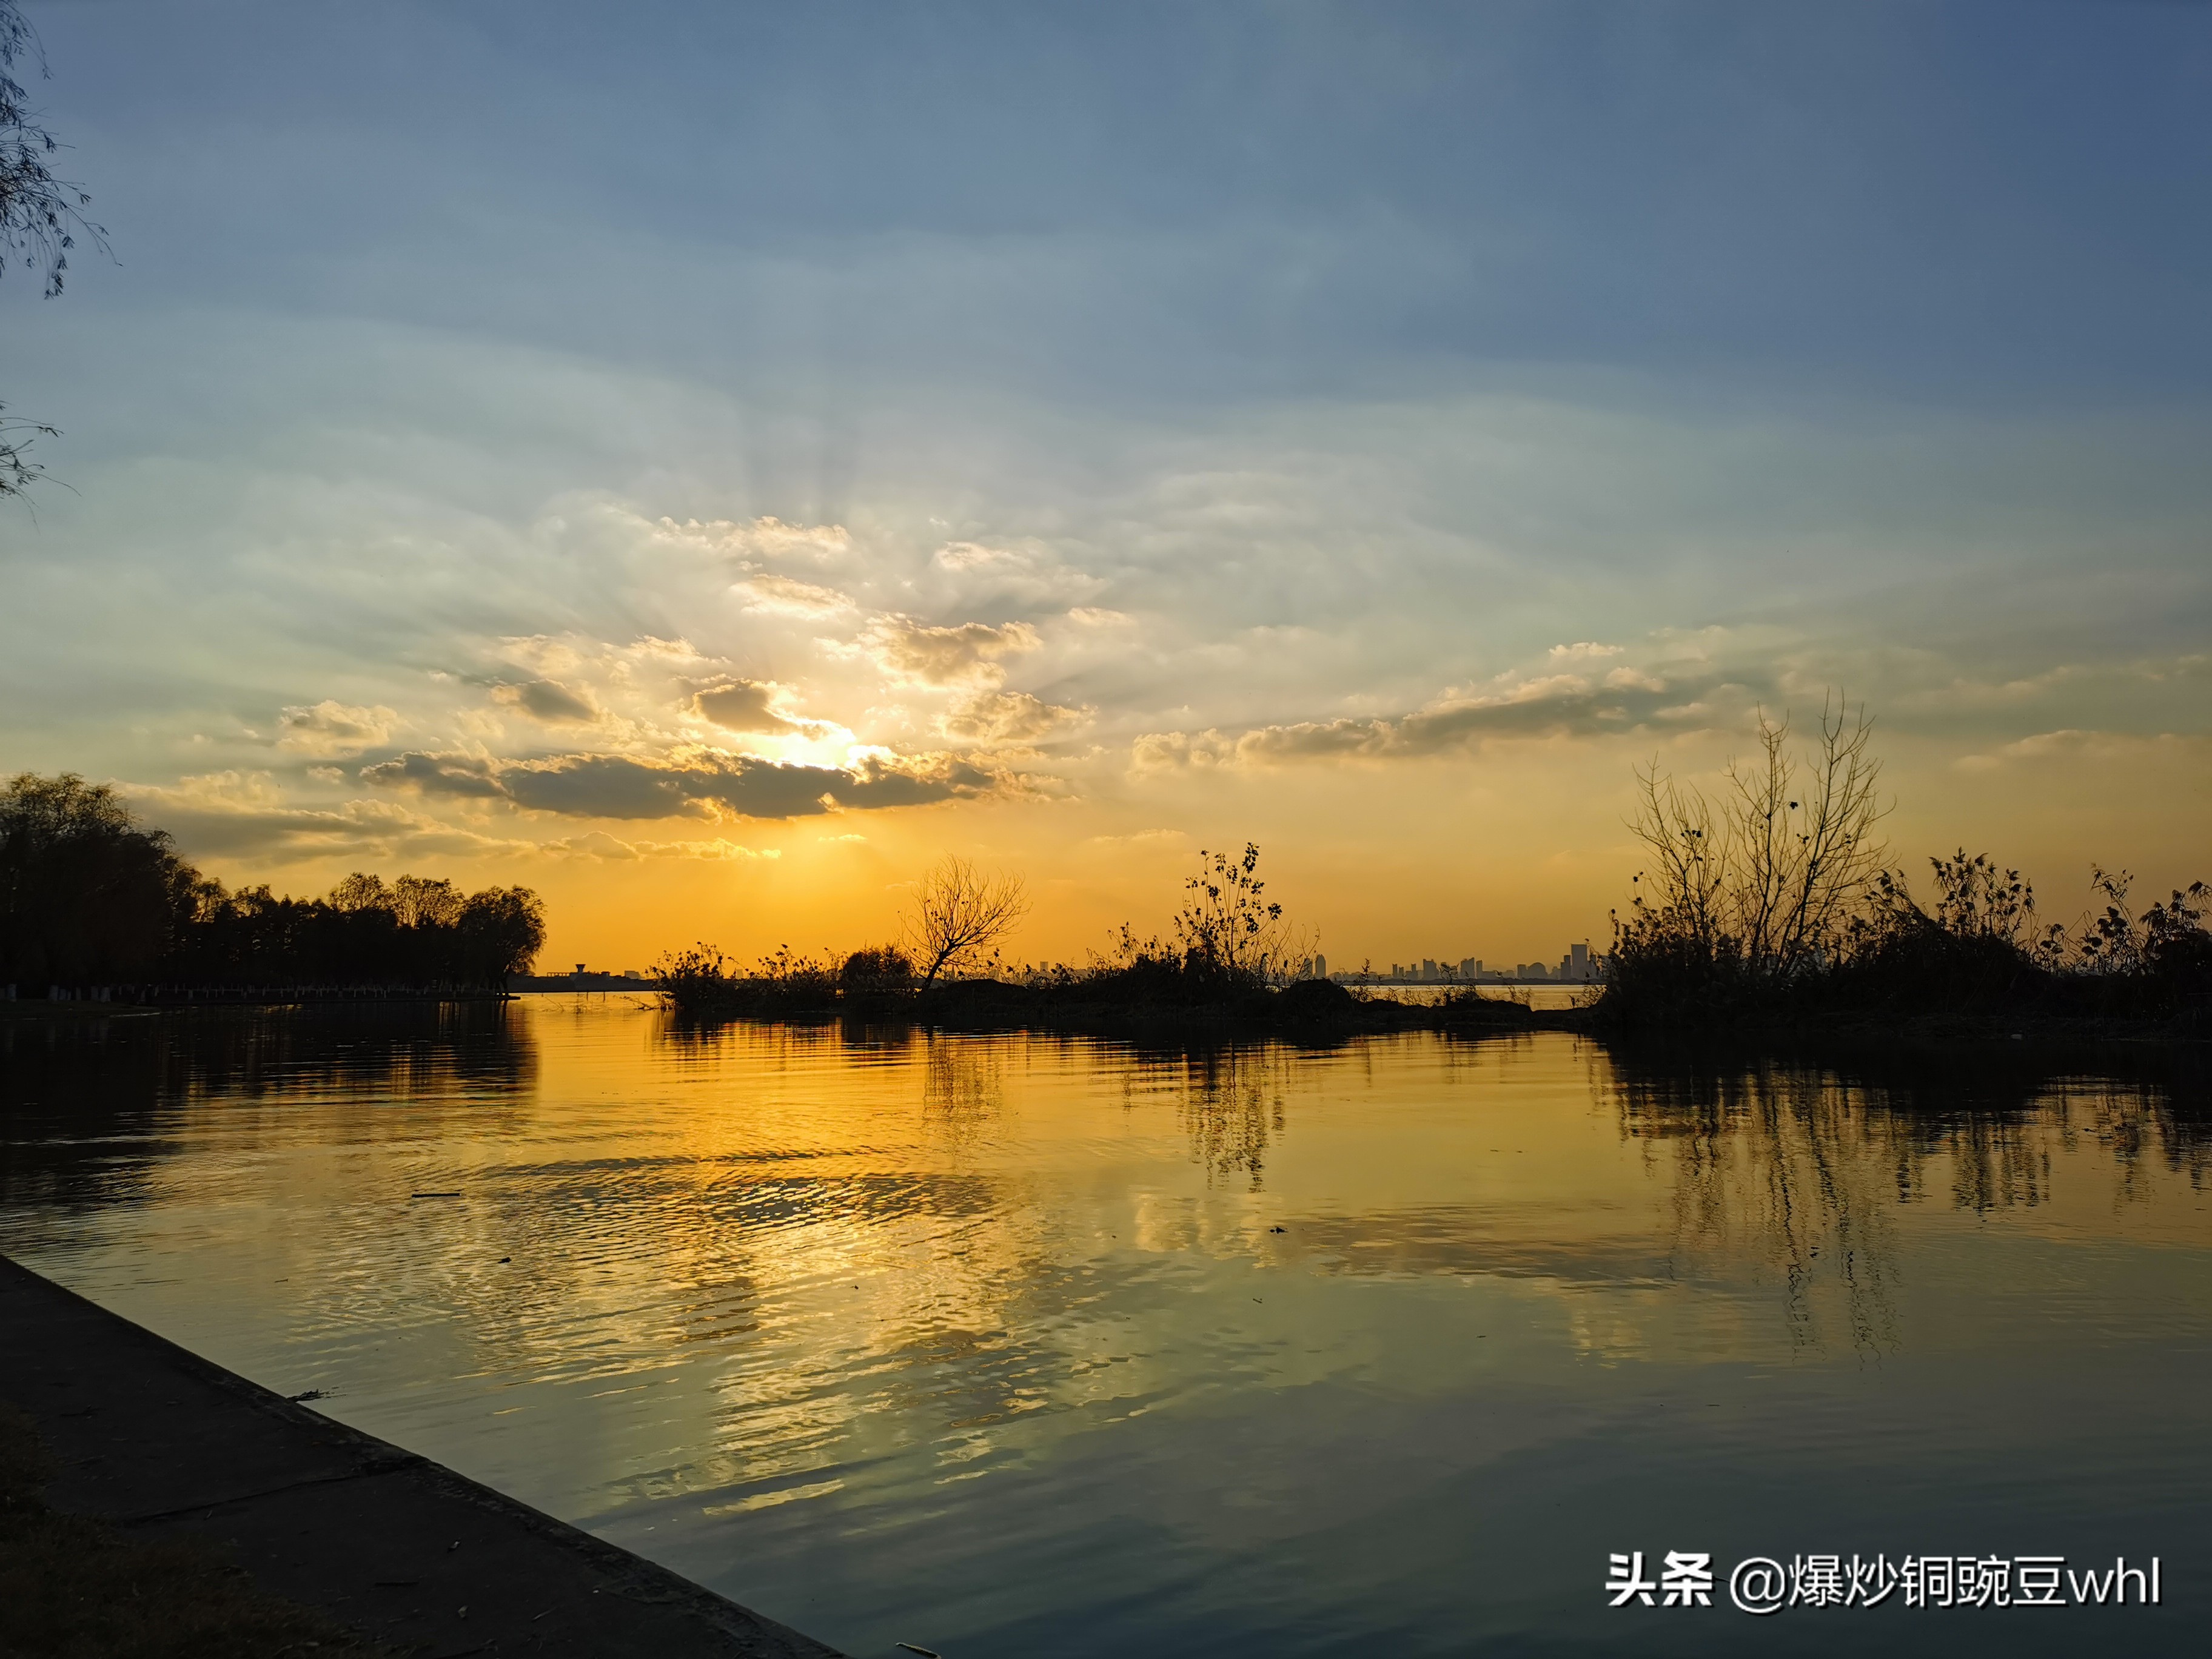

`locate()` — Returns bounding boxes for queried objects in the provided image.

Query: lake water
[2,998,2206,1656]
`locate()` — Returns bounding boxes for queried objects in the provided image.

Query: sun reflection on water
[2,1002,2207,1658]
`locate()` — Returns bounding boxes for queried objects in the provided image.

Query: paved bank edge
[0,1253,844,1658]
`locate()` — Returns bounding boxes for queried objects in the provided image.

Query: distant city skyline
[1332,941,1598,985]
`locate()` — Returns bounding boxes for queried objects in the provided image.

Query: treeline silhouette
[657,701,2212,1043]
[656,842,1521,1037]
[1,773,545,998]
[1604,699,2212,1028]
[661,842,1324,1017]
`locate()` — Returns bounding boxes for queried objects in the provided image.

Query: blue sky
[4,0,2208,960]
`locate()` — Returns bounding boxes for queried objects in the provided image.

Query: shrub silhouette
[659,842,1326,1019]
[1601,706,2211,1027]
[840,946,916,994]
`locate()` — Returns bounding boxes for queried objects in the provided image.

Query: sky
[3,0,2209,973]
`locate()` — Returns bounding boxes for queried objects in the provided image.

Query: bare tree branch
[1,1,106,500]
[1623,692,1889,990]
[904,855,1030,990]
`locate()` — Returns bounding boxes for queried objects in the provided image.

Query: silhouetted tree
[457,885,548,979]
[327,872,392,912]
[1605,703,2212,1024]
[0,773,546,993]
[905,856,1029,990]
[170,869,545,987]
[0,772,194,985]
[392,874,463,929]
[1614,695,1887,1010]
[1,1,104,497]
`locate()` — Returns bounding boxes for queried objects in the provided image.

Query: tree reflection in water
[922,1036,1004,1148]
[0,1002,536,1215]
[1597,1039,2212,1355]
[1158,1045,1285,1190]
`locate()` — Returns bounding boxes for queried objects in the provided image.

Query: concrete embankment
[0,1254,842,1658]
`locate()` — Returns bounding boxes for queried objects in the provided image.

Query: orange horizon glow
[170,721,2212,978]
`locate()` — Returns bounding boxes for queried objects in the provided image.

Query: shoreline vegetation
[657,843,1553,1041]
[1,773,546,1002]
[8,686,2208,1051]
[657,699,2210,1048]
[1601,697,2210,1037]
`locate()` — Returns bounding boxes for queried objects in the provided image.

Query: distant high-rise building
[1313,953,1327,979]
[1422,958,1438,981]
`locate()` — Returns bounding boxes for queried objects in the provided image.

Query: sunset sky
[4,1,2208,971]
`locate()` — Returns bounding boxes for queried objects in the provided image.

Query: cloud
[1897,654,2211,720]
[732,573,855,617]
[359,751,508,797]
[655,515,851,564]
[127,772,798,863]
[275,700,398,758]
[1083,828,1187,846]
[860,617,1042,688]
[1130,728,1235,771]
[688,677,830,736]
[1549,642,1625,662]
[928,542,1109,607]
[126,772,531,863]
[491,678,602,723]
[364,746,998,820]
[496,632,706,677]
[1952,729,2212,772]
[932,543,1003,571]
[1131,668,1740,771]
[540,831,782,860]
[939,689,1090,744]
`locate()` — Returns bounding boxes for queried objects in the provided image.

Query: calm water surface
[2,999,2207,1656]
